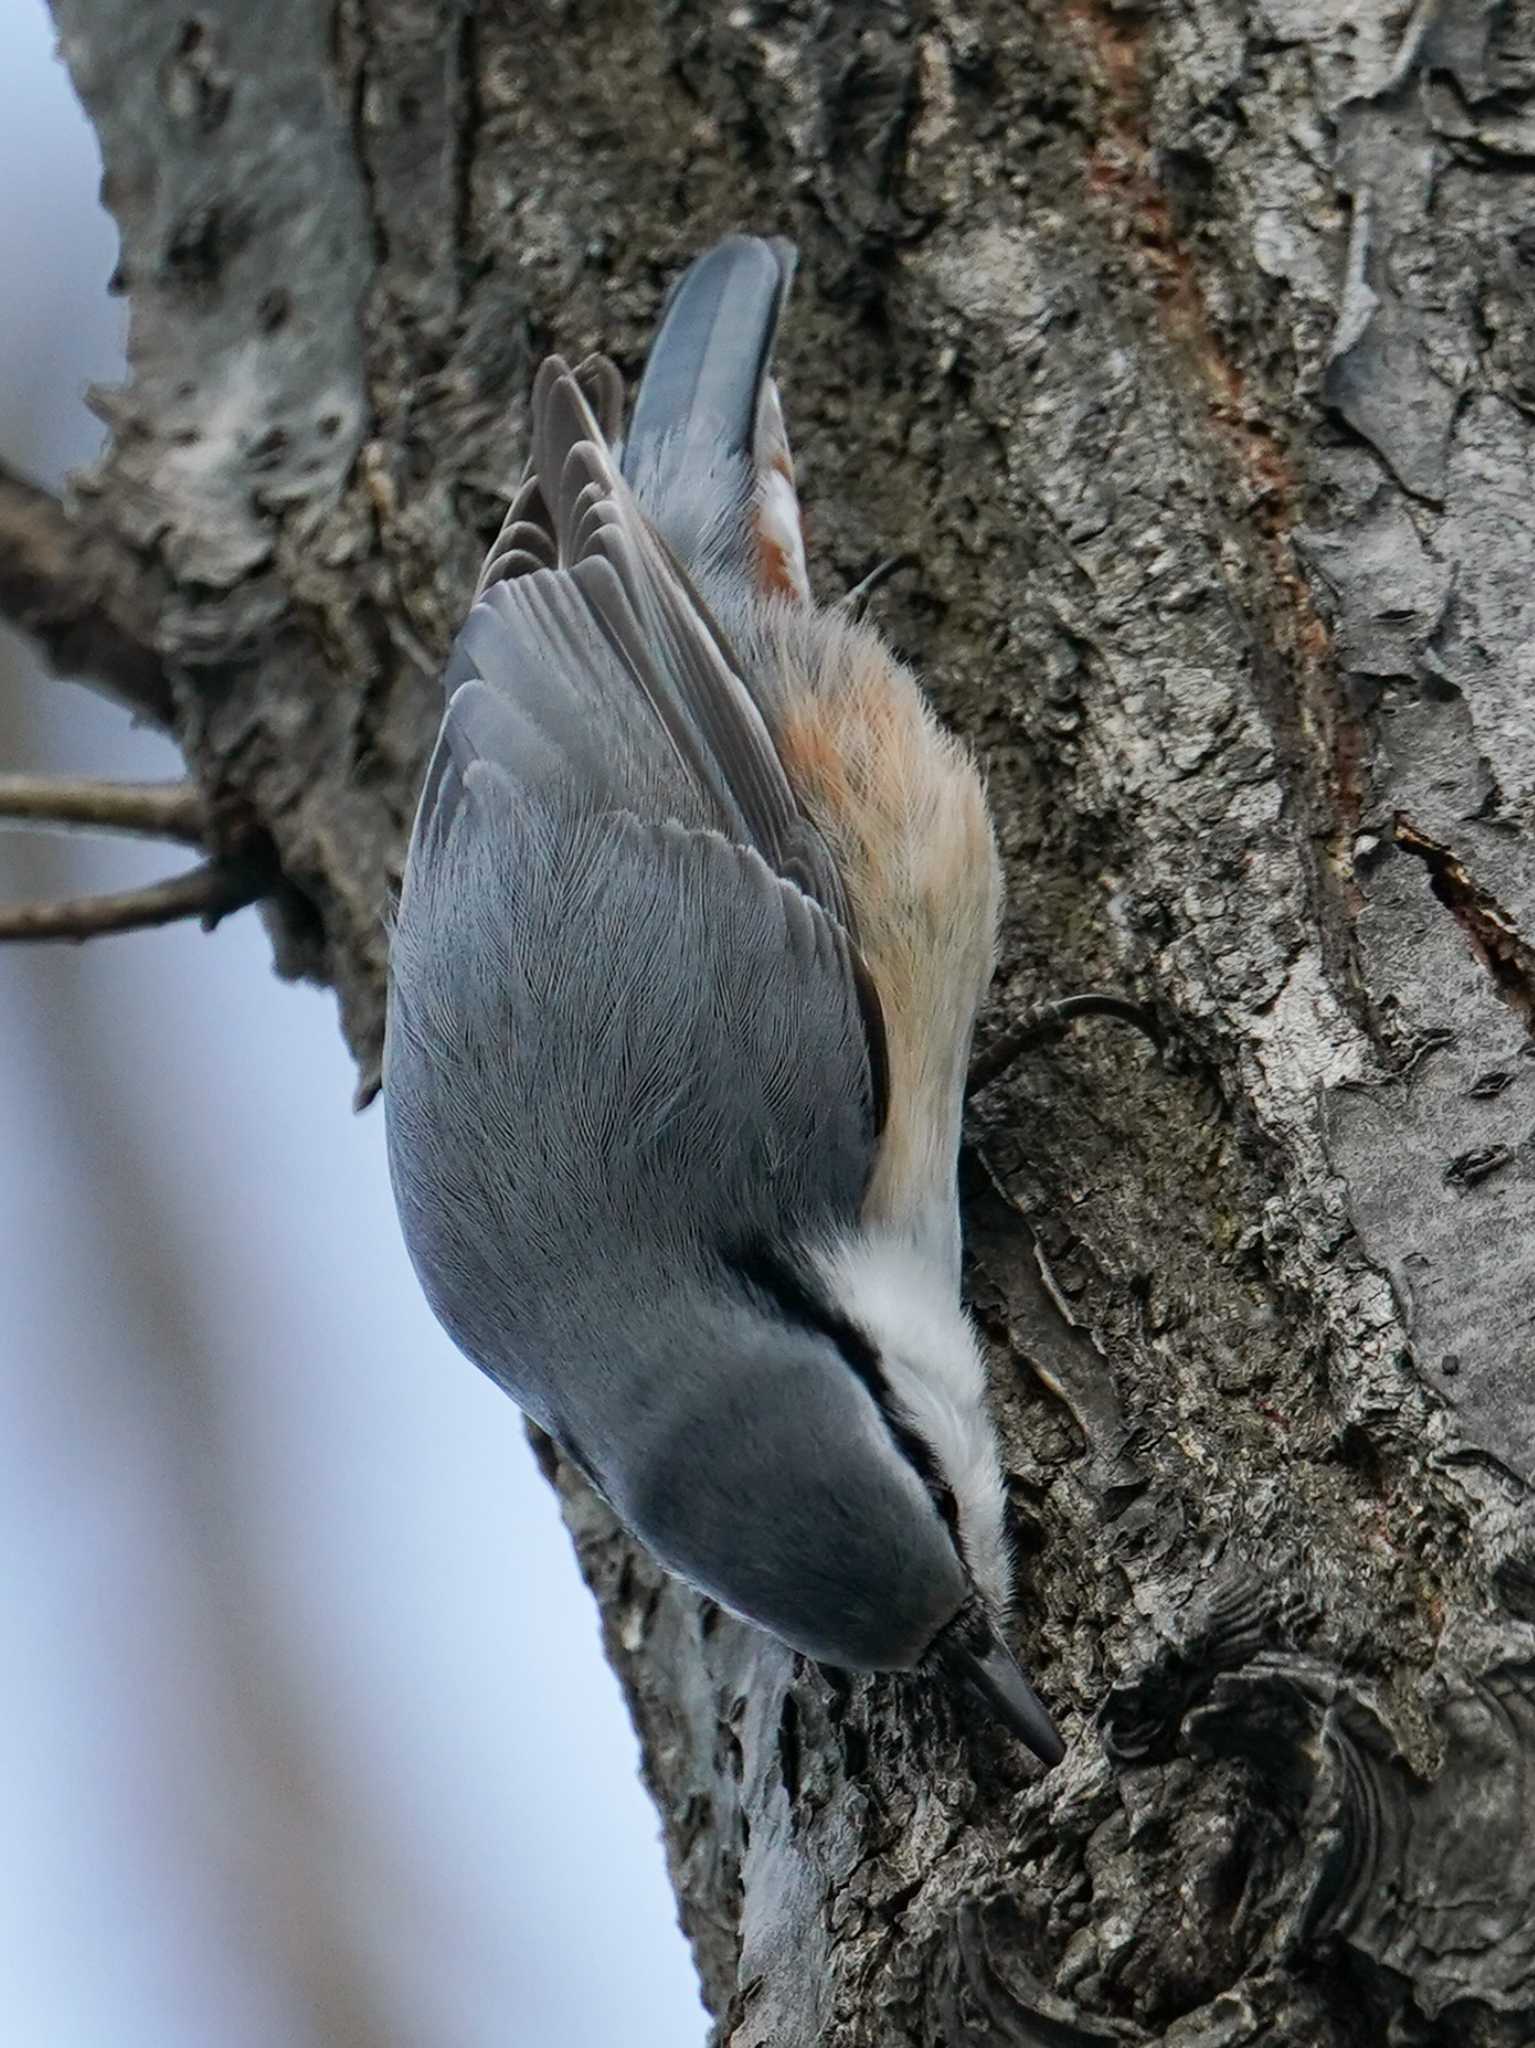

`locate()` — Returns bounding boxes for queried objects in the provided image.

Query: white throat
[816,1231,1013,1617]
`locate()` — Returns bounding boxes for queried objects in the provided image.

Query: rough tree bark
[12,0,1535,2041]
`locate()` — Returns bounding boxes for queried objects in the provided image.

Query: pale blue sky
[0,7,704,2043]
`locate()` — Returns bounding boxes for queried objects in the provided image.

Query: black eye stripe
[726,1237,969,1567]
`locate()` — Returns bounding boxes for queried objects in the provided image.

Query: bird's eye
[725,1235,969,1567]
[928,1475,964,1555]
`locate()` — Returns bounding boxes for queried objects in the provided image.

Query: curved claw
[833,552,913,621]
[967,990,1161,1099]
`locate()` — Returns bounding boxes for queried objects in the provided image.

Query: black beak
[943,1634,1066,1768]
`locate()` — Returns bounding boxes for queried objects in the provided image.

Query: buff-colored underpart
[773,615,1001,1261]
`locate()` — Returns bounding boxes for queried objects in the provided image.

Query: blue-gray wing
[433,354,852,926]
[384,747,878,1434]
[386,319,884,1431]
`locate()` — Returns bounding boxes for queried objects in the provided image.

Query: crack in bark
[1062,5,1321,564]
[1393,812,1535,1026]
[339,0,391,273]
[447,0,481,311]
[1060,1,1372,893]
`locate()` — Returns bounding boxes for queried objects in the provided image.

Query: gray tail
[622,234,795,583]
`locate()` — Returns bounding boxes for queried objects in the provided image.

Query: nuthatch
[384,235,1064,1766]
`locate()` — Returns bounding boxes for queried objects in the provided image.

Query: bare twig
[0,858,265,943]
[0,459,173,723]
[0,774,205,843]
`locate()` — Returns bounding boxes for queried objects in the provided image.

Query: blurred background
[0,7,704,2043]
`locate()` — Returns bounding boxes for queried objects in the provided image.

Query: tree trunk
[22,0,1535,2039]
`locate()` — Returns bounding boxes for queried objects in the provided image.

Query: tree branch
[0,774,205,843]
[0,858,265,942]
[0,459,173,723]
